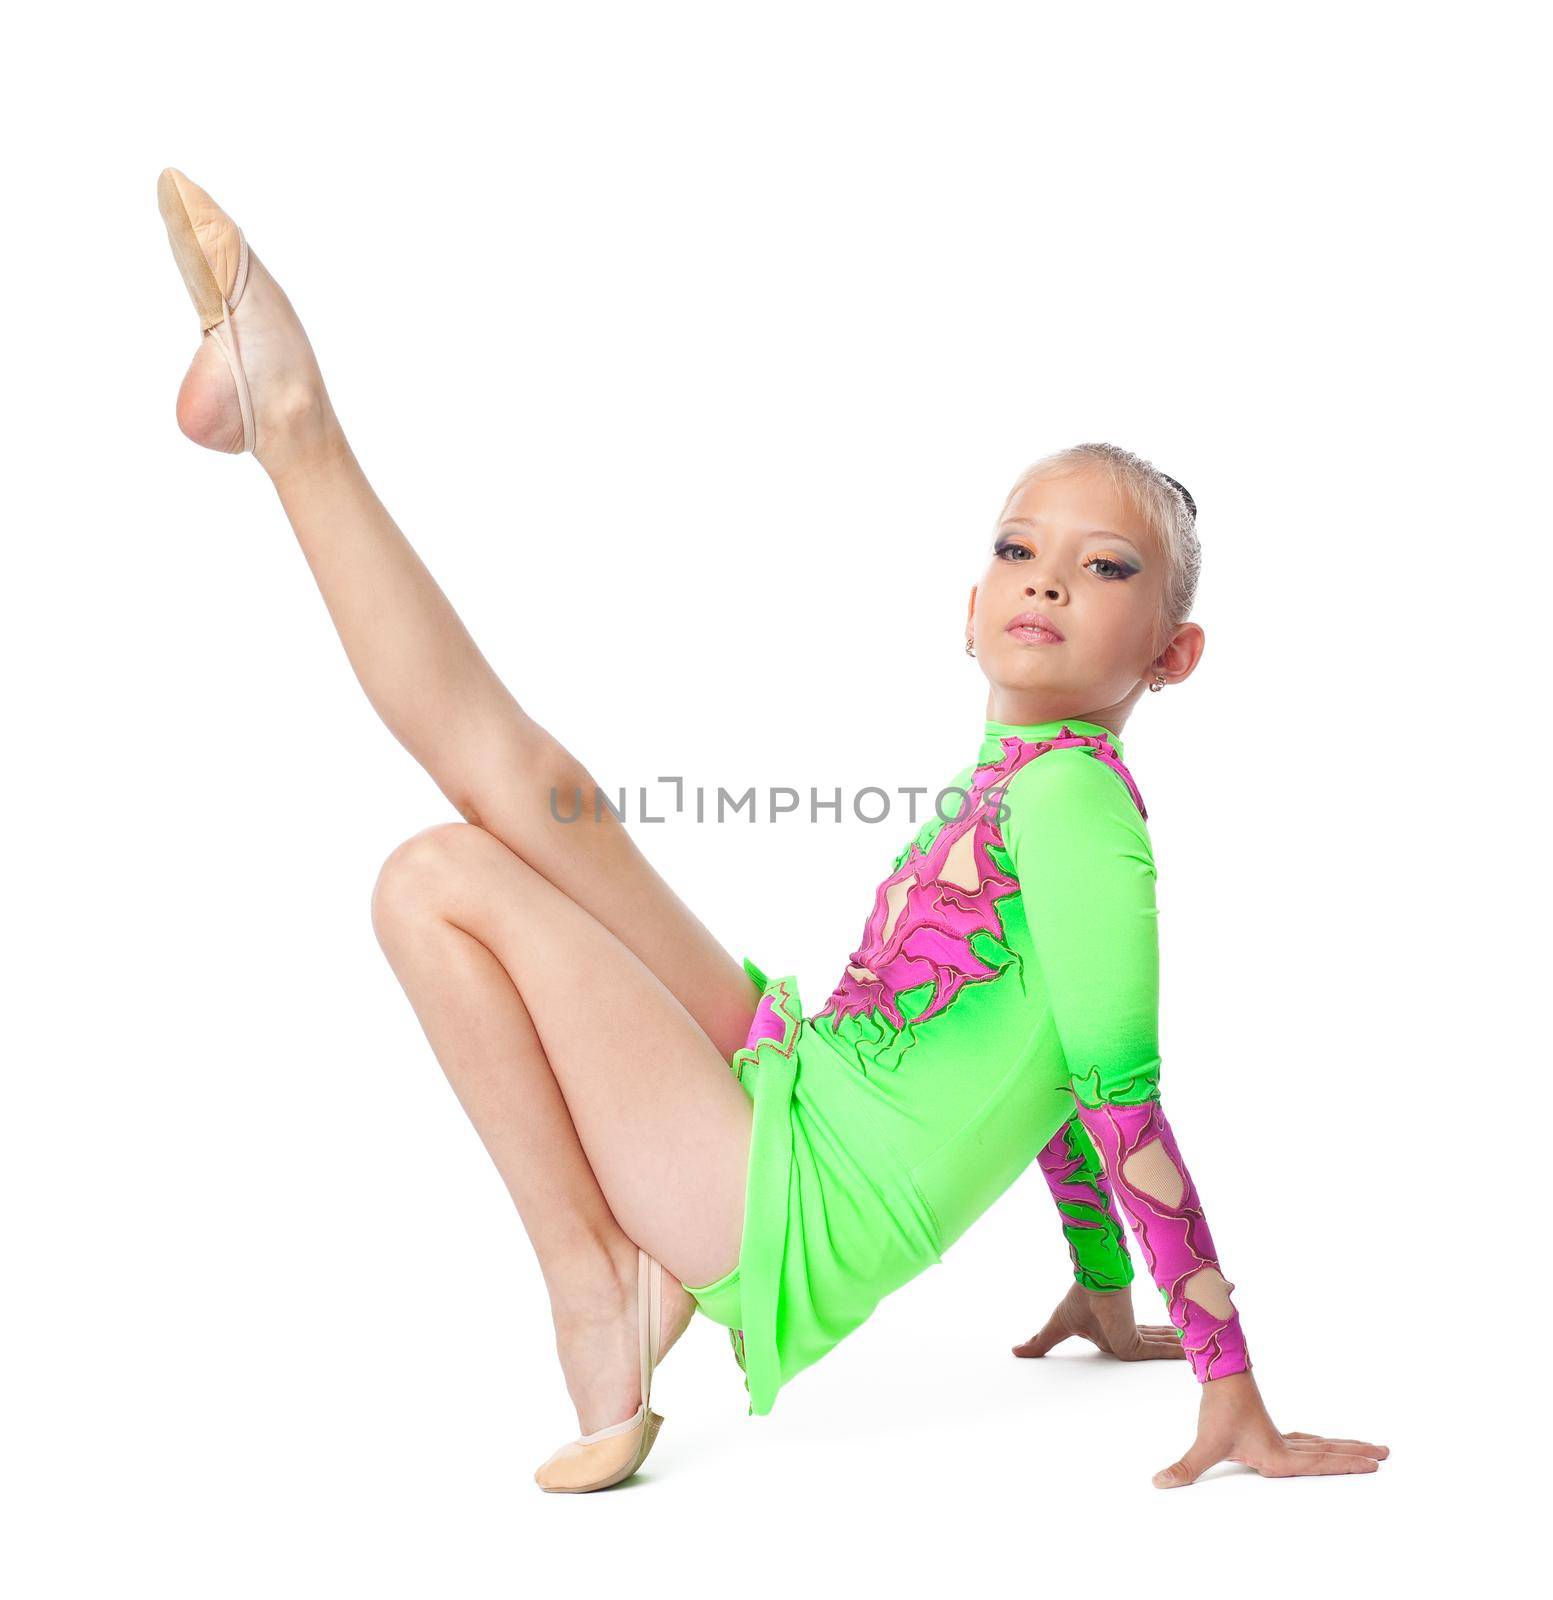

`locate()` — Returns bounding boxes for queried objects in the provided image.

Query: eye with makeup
[992,538,1138,581]
[1085,553,1139,581]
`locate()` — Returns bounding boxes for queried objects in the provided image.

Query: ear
[965,584,977,637]
[1153,621,1207,686]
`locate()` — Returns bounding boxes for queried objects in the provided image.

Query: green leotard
[684,714,1248,1414]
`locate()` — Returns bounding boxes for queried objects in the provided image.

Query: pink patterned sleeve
[1071,1102,1250,1381]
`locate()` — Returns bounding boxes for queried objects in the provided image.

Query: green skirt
[683,958,944,1416]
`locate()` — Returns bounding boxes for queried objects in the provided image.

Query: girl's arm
[1020,1127,1186,1362]
[1003,748,1248,1381]
[1002,748,1388,1484]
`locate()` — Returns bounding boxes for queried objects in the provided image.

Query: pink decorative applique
[745,992,786,1050]
[730,976,803,1084]
[816,728,1145,1031]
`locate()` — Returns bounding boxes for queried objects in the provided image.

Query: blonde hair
[992,442,1202,651]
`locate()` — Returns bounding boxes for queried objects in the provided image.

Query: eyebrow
[996,517,1145,552]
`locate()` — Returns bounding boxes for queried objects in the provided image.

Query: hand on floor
[1013,1281,1187,1362]
[1153,1369,1389,1488]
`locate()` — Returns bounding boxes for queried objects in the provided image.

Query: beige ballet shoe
[534,1247,666,1494]
[157,167,256,453]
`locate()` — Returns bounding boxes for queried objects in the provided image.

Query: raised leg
[171,231,760,1063]
[372,821,754,1433]
[165,187,767,1437]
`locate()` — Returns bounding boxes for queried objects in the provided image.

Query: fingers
[1121,1331,1187,1361]
[1122,1327,1186,1361]
[1012,1313,1069,1358]
[1153,1438,1222,1489]
[1161,1441,1383,1487]
[1282,1431,1390,1460]
[1017,1308,1189,1363]
[1159,1423,1390,1488]
[1145,1433,1234,1491]
[1260,1448,1379,1478]
[1139,1342,1188,1361]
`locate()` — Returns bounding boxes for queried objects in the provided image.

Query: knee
[370,822,492,947]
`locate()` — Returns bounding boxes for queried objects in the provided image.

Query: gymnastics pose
[157,170,1388,1492]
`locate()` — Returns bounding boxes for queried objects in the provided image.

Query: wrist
[1199,1368,1258,1409]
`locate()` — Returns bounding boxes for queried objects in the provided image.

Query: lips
[1005,611,1065,643]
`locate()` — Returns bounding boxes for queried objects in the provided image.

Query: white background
[3,3,1545,1595]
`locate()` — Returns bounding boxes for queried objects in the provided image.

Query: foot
[172,246,341,474]
[550,1250,698,1438]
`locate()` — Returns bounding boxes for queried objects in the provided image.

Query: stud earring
[1148,674,1166,692]
[965,638,977,657]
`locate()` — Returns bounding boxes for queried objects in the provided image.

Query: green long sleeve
[1000,740,1251,1381]
[1000,745,1162,1111]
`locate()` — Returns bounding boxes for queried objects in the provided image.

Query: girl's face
[966,465,1201,725]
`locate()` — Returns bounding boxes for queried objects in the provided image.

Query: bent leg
[371,890,668,1434]
[373,822,752,1289]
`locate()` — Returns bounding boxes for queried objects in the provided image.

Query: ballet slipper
[157,167,256,454]
[534,1248,667,1493]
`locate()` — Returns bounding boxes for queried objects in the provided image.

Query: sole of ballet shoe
[534,1249,666,1494]
[156,167,256,453]
[534,1407,665,1494]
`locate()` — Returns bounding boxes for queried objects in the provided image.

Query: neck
[983,691,1129,742]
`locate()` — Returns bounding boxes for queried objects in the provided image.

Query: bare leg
[168,213,762,1430]
[175,248,760,1062]
[373,822,752,1273]
[371,824,751,1433]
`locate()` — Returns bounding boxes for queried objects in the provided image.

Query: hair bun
[1158,472,1197,522]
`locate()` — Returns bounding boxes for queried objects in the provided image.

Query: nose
[1019,549,1066,603]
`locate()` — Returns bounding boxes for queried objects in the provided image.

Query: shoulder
[999,743,1154,862]
[1001,741,1139,811]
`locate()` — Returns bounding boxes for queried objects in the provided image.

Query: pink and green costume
[683,716,1250,1413]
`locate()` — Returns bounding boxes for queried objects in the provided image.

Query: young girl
[157,169,1388,1494]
